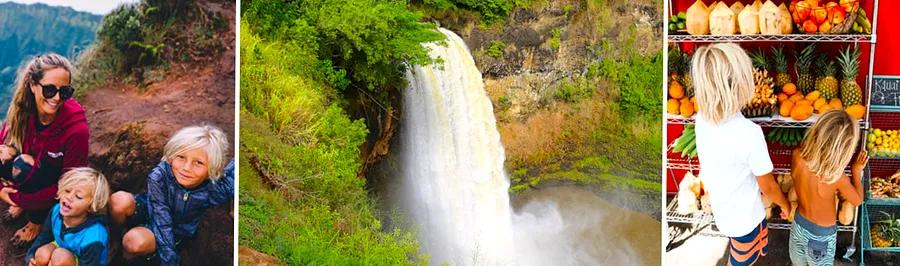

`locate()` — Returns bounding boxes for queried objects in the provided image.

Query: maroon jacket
[0,100,89,211]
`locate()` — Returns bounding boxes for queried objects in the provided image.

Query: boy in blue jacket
[25,167,111,266]
[108,125,233,265]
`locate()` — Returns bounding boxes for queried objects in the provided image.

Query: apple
[793,11,803,24]
[812,7,828,24]
[805,0,821,7]
[819,21,833,32]
[831,6,846,24]
[796,1,812,20]
[803,20,819,33]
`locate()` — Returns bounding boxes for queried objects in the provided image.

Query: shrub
[486,40,506,59]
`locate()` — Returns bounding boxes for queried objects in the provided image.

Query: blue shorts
[729,219,769,266]
[789,213,837,266]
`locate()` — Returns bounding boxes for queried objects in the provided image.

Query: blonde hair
[162,125,230,181]
[800,109,860,184]
[4,53,74,150]
[691,43,755,125]
[57,167,110,214]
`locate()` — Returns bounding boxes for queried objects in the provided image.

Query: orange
[791,104,813,121]
[829,98,843,109]
[796,99,812,108]
[846,104,866,120]
[789,94,805,103]
[680,99,695,117]
[777,92,788,103]
[813,98,827,112]
[805,91,821,102]
[667,99,681,114]
[783,83,798,96]
[780,101,795,117]
[669,81,685,99]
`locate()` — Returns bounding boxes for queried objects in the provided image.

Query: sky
[3,0,138,15]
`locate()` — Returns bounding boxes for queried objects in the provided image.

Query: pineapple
[772,45,791,88]
[816,59,839,100]
[744,49,776,117]
[680,52,694,98]
[874,211,900,248]
[668,45,682,82]
[839,45,862,106]
[814,55,827,88]
[795,43,817,95]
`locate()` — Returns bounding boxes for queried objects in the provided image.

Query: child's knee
[109,191,135,216]
[32,243,56,266]
[49,247,76,266]
[123,228,155,254]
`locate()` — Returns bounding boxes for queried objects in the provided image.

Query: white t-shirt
[695,113,773,237]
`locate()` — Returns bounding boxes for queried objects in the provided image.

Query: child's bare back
[791,148,860,226]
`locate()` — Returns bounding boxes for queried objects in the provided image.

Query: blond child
[25,167,111,266]
[789,109,867,266]
[691,42,790,266]
[107,125,233,265]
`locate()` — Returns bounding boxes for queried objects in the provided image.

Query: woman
[0,53,89,246]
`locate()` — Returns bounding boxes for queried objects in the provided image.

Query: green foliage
[243,0,445,91]
[614,50,663,118]
[240,113,423,265]
[497,95,512,110]
[548,28,561,50]
[552,78,593,103]
[420,0,521,23]
[240,11,424,263]
[486,40,506,58]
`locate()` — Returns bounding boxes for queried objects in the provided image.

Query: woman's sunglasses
[38,83,74,100]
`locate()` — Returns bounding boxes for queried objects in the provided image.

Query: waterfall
[398,28,515,265]
[394,28,652,266]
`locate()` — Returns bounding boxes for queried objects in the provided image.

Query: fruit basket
[867,112,900,158]
[861,205,900,252]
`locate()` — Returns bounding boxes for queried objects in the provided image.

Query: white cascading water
[399,28,515,265]
[397,28,649,266]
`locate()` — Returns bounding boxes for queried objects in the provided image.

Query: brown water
[512,186,662,266]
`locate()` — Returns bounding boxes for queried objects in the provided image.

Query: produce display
[672,125,697,159]
[871,171,900,198]
[867,128,900,158]
[667,46,697,118]
[743,49,777,117]
[790,0,858,33]
[669,12,687,32]
[672,0,872,35]
[767,127,807,146]
[871,211,900,247]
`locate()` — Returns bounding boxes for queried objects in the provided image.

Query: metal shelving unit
[664,1,880,262]
[861,106,900,265]
[669,34,873,43]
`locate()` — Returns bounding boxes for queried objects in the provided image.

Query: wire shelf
[665,195,854,233]
[666,114,868,129]
[668,34,874,43]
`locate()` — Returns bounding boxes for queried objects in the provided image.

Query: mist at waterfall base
[375,28,658,265]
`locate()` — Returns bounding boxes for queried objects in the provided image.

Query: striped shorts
[789,213,837,266]
[728,219,769,266]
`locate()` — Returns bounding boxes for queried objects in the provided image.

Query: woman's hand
[852,150,869,177]
[0,187,18,206]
